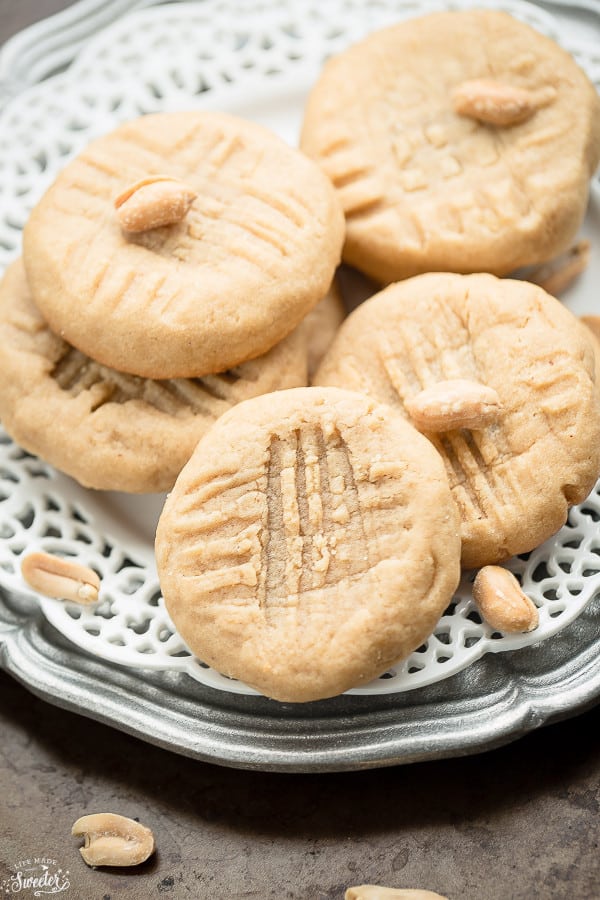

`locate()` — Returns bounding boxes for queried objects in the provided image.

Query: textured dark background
[0,2,599,898]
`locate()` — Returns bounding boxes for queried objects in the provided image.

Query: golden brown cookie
[579,315,600,385]
[314,273,600,568]
[305,278,346,379]
[301,10,600,283]
[155,387,461,702]
[23,111,344,378]
[0,260,308,493]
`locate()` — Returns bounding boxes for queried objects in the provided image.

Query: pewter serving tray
[1,0,600,771]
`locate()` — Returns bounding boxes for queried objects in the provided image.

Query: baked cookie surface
[0,260,308,493]
[23,111,344,378]
[155,387,461,702]
[305,278,346,379]
[301,9,600,283]
[314,273,600,568]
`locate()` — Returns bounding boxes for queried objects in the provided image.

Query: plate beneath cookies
[1,0,600,770]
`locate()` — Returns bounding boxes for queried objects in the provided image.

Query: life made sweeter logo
[1,858,70,896]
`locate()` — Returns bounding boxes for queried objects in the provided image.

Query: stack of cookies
[0,111,345,492]
[8,9,600,702]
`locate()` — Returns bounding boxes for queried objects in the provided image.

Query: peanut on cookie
[301,9,600,283]
[23,111,344,379]
[314,272,600,568]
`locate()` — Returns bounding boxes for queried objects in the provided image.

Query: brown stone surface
[0,3,599,898]
[0,0,72,43]
[0,671,599,899]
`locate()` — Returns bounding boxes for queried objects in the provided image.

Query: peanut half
[473,566,539,634]
[72,813,155,868]
[346,888,449,900]
[21,551,100,604]
[452,78,556,127]
[526,240,590,297]
[405,379,502,432]
[115,175,197,232]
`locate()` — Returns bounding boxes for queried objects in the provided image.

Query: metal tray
[1,0,600,771]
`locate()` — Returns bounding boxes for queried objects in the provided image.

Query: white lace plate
[1,0,600,700]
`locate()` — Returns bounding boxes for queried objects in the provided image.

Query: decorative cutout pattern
[1,0,599,696]
[1,414,599,694]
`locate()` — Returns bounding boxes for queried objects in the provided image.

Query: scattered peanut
[452,78,556,127]
[72,813,155,868]
[115,175,197,232]
[345,888,449,900]
[473,566,539,634]
[526,240,590,296]
[21,551,100,604]
[406,379,502,432]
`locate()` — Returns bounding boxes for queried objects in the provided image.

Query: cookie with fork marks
[0,260,308,493]
[23,111,344,378]
[301,9,600,283]
[314,273,600,568]
[155,386,461,702]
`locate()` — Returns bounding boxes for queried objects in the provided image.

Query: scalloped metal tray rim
[2,588,600,771]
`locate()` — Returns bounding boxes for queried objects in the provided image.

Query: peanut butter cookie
[301,10,600,283]
[23,111,344,378]
[155,387,461,702]
[314,273,600,568]
[305,278,346,379]
[0,260,308,493]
